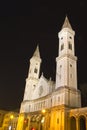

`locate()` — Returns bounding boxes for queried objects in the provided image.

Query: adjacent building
[2,111,19,130]
[0,110,7,130]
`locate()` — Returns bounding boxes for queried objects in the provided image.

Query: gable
[32,76,50,100]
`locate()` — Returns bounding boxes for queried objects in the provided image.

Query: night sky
[0,1,87,110]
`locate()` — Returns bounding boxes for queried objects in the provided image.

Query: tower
[28,45,41,79]
[23,45,42,101]
[55,16,81,108]
[50,16,81,130]
[56,16,77,90]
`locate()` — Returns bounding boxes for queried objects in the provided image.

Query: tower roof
[33,45,40,58]
[62,16,72,29]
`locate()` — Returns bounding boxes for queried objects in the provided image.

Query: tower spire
[62,16,72,29]
[33,45,40,58]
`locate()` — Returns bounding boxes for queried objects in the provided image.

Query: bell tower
[23,45,42,101]
[56,16,77,90]
[28,45,41,79]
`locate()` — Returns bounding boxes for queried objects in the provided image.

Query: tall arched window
[61,44,64,51]
[70,116,76,130]
[68,42,72,50]
[34,68,38,73]
[79,116,86,130]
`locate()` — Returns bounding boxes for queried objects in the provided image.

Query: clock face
[39,86,43,96]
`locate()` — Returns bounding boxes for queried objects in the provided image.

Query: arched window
[79,116,86,130]
[61,44,64,51]
[34,68,38,73]
[68,42,72,50]
[70,116,76,130]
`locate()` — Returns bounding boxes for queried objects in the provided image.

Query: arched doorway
[70,116,76,130]
[79,116,86,130]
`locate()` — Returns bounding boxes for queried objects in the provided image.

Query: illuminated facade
[2,111,19,130]
[0,110,7,130]
[17,17,87,130]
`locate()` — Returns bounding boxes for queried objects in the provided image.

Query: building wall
[2,111,19,130]
[0,110,7,129]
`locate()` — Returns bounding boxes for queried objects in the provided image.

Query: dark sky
[0,1,87,110]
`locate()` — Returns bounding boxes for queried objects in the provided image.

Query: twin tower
[17,16,81,130]
[20,16,81,112]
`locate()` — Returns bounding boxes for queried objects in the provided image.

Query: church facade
[17,17,87,130]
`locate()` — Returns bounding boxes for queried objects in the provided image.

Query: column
[76,117,79,130]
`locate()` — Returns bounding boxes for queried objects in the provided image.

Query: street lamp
[42,109,46,114]
[8,114,14,130]
[10,115,14,119]
[41,109,46,130]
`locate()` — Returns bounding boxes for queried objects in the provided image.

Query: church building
[17,16,87,130]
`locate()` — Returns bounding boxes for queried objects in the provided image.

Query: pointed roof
[33,45,40,58]
[62,16,72,29]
